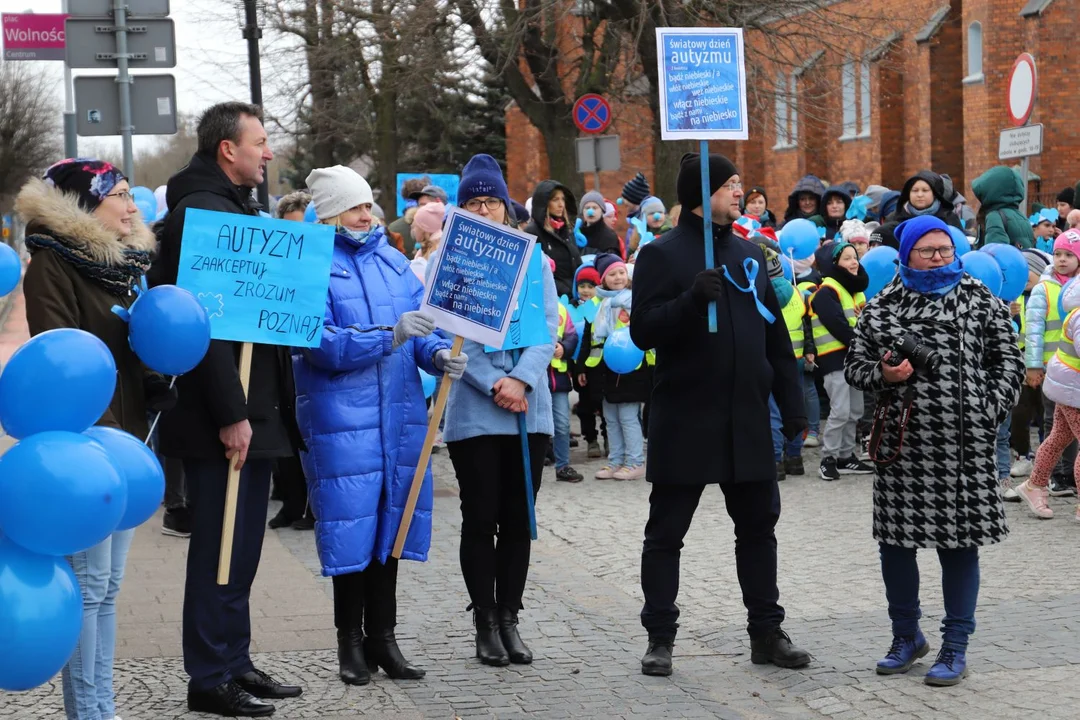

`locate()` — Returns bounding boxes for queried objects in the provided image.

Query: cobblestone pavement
[4,414,1080,718]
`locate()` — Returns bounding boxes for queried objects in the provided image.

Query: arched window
[966,22,984,80]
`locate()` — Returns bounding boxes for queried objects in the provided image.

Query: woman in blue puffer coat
[294,165,467,687]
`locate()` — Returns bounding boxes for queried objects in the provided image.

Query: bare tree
[130,114,199,189]
[0,64,61,215]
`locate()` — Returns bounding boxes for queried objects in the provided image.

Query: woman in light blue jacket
[441,154,559,667]
[295,165,466,687]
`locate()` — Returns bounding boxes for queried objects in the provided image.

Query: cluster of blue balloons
[962,242,1027,302]
[0,282,211,691]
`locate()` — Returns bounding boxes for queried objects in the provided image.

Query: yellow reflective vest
[810,277,865,357]
[584,313,655,371]
[1017,294,1026,351]
[1056,308,1080,372]
[551,304,570,372]
[781,289,806,360]
[1043,281,1063,364]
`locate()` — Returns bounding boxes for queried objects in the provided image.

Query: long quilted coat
[292,227,450,576]
[844,275,1023,549]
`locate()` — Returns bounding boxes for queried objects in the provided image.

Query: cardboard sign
[176,209,335,348]
[422,207,537,347]
[655,27,748,141]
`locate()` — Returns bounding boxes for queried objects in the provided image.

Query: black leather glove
[690,269,725,309]
[782,417,809,443]
[144,373,178,414]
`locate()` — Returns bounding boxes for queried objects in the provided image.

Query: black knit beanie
[676,152,738,211]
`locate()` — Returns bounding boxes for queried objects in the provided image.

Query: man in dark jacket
[630,152,810,677]
[151,101,304,718]
[524,180,582,297]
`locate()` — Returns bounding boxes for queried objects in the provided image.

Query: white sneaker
[1010,457,1033,477]
[803,432,820,448]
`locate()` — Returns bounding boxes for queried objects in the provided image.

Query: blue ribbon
[721,257,776,324]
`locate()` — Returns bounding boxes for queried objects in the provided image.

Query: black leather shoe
[641,636,674,676]
[750,628,811,668]
[235,669,303,699]
[364,630,426,679]
[188,681,275,717]
[497,607,533,664]
[267,508,296,530]
[337,628,371,685]
[473,607,509,666]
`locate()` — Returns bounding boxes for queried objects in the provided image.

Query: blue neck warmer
[898,258,963,296]
[905,198,942,217]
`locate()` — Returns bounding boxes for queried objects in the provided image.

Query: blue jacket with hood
[292,226,450,576]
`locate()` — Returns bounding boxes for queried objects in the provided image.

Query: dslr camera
[885,335,942,376]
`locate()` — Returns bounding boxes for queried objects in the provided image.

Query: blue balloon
[303,201,318,223]
[0,329,116,439]
[0,431,126,556]
[0,243,20,296]
[154,207,167,222]
[419,370,436,399]
[84,427,163,531]
[0,536,82,691]
[980,243,1028,302]
[780,219,819,261]
[131,185,155,208]
[603,327,645,374]
[962,251,1003,297]
[135,197,156,221]
[862,246,899,299]
[947,226,972,256]
[127,285,211,375]
[778,253,794,283]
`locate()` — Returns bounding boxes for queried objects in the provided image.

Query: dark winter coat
[881,171,963,239]
[631,211,803,485]
[548,311,579,395]
[581,218,622,258]
[782,175,827,225]
[820,186,853,240]
[151,152,302,460]
[844,275,1024,549]
[16,178,157,440]
[809,262,870,375]
[524,180,582,297]
[972,166,1035,250]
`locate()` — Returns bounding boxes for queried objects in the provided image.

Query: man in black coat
[152,102,304,718]
[630,152,810,676]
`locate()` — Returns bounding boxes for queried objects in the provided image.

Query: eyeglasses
[720,182,743,192]
[913,246,956,260]
[106,190,132,202]
[464,197,503,212]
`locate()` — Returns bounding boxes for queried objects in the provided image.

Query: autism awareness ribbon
[721,257,776,324]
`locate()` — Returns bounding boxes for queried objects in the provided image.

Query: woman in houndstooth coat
[844,215,1023,685]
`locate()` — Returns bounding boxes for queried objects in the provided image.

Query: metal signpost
[1002,53,1038,216]
[66,0,174,183]
[574,136,621,191]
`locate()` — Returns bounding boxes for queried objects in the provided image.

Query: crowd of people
[12,97,1080,718]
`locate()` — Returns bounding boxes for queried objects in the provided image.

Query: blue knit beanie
[895,215,952,265]
[458,154,511,212]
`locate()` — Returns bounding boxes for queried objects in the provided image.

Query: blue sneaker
[876,631,930,675]
[924,647,967,686]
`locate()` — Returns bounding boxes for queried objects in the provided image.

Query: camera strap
[868,384,916,466]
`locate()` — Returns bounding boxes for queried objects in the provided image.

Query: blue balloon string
[721,258,776,324]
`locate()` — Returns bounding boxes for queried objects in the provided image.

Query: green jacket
[972,166,1034,249]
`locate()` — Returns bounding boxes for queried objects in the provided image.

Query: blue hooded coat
[292,226,450,576]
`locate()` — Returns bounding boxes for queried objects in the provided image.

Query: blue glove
[574,218,588,248]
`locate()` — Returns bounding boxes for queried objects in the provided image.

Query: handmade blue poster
[422,207,536,347]
[395,173,459,217]
[655,27,748,141]
[176,208,335,348]
[483,247,550,352]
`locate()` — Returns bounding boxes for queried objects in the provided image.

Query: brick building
[505,0,1072,215]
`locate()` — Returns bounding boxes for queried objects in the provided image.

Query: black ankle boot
[641,635,674,676]
[750,628,811,668]
[364,630,426,679]
[336,628,370,685]
[473,607,509,666]
[497,606,533,664]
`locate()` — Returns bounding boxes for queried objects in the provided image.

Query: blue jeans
[996,414,1012,480]
[879,543,979,652]
[802,361,820,434]
[62,529,136,720]
[603,400,644,467]
[769,395,804,461]
[552,391,571,469]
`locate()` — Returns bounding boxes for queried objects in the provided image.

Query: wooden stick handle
[392,335,463,558]
[217,342,254,586]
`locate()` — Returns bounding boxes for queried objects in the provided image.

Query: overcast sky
[0,0,292,155]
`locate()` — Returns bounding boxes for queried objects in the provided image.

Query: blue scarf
[898,258,963,296]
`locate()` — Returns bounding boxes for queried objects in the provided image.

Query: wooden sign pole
[217,341,254,585]
[392,335,464,558]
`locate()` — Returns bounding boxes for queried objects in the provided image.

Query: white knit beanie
[305,165,374,220]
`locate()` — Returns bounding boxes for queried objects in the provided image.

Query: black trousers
[273,455,310,521]
[1011,384,1043,457]
[448,433,546,610]
[182,457,272,691]
[576,383,606,443]
[162,456,187,510]
[640,480,784,640]
[332,559,399,633]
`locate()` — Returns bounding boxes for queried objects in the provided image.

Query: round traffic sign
[573,94,612,135]
[1007,53,1037,127]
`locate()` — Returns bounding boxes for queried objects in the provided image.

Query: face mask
[342,227,371,244]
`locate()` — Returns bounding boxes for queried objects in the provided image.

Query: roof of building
[915,5,952,44]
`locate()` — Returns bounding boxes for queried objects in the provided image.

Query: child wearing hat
[572,265,607,458]
[588,253,650,480]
